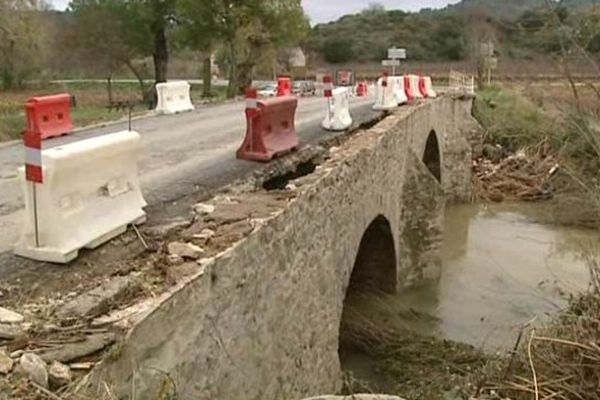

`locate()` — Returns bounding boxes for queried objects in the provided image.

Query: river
[340,202,599,395]
[397,202,597,351]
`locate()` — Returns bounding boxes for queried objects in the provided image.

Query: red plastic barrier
[323,75,334,98]
[277,77,292,97]
[356,81,368,97]
[25,94,74,140]
[418,76,429,98]
[404,76,415,102]
[237,89,299,162]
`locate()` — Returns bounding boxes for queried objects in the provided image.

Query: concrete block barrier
[155,81,195,114]
[322,87,352,131]
[14,130,147,263]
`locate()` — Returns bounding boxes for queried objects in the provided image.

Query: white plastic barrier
[322,87,352,131]
[423,76,437,98]
[389,76,408,105]
[14,131,147,263]
[373,78,397,111]
[155,81,195,114]
[408,75,424,99]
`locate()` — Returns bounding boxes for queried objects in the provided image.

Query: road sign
[388,48,407,60]
[382,59,401,67]
[480,42,494,57]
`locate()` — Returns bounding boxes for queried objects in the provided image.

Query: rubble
[20,353,48,388]
[0,350,14,374]
[0,323,22,340]
[39,332,117,363]
[48,361,72,389]
[193,203,215,215]
[0,307,24,324]
[57,275,141,320]
[168,241,205,260]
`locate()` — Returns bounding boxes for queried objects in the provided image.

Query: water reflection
[396,202,598,352]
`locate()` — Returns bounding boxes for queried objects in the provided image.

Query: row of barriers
[15,72,442,263]
[373,74,437,111]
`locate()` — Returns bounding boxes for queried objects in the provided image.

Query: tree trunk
[153,26,169,84]
[226,41,237,99]
[106,76,113,104]
[236,60,254,96]
[202,54,212,98]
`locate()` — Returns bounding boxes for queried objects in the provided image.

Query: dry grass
[475,253,600,400]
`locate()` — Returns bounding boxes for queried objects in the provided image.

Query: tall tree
[69,0,176,85]
[178,0,222,98]
[179,0,308,98]
[0,0,48,89]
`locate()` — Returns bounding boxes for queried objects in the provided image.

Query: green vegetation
[305,0,600,65]
[0,81,227,141]
[473,85,549,150]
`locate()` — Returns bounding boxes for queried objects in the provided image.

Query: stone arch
[338,215,397,376]
[423,130,441,183]
[346,215,397,295]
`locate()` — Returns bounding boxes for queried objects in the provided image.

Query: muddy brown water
[399,202,597,351]
[341,202,599,393]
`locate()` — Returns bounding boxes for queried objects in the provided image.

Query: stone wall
[85,96,481,399]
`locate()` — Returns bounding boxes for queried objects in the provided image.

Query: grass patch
[473,85,551,151]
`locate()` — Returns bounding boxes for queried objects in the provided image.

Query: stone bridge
[85,96,482,399]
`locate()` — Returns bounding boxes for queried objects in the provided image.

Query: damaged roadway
[0,95,380,306]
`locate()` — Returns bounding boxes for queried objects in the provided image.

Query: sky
[48,0,460,23]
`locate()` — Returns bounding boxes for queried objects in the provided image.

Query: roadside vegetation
[0,82,227,142]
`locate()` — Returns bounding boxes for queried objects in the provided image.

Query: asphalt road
[0,94,379,259]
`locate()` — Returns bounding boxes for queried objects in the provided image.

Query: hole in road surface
[262,160,318,191]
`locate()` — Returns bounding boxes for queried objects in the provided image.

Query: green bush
[473,85,551,150]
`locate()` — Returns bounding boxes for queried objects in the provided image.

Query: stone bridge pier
[86,96,482,400]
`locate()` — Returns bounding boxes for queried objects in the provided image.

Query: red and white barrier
[236,88,299,162]
[420,76,437,98]
[24,131,43,184]
[373,72,397,111]
[25,94,74,140]
[322,87,352,131]
[408,75,423,99]
[389,76,408,105]
[14,131,147,263]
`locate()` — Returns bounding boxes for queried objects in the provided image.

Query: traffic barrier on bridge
[389,76,408,105]
[408,75,423,99]
[277,76,292,97]
[356,81,368,97]
[419,76,437,98]
[25,94,74,140]
[236,88,299,162]
[403,76,416,102]
[373,73,397,111]
[155,81,195,114]
[14,130,147,263]
[322,87,352,131]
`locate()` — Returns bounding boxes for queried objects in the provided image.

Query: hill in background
[305,0,599,64]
